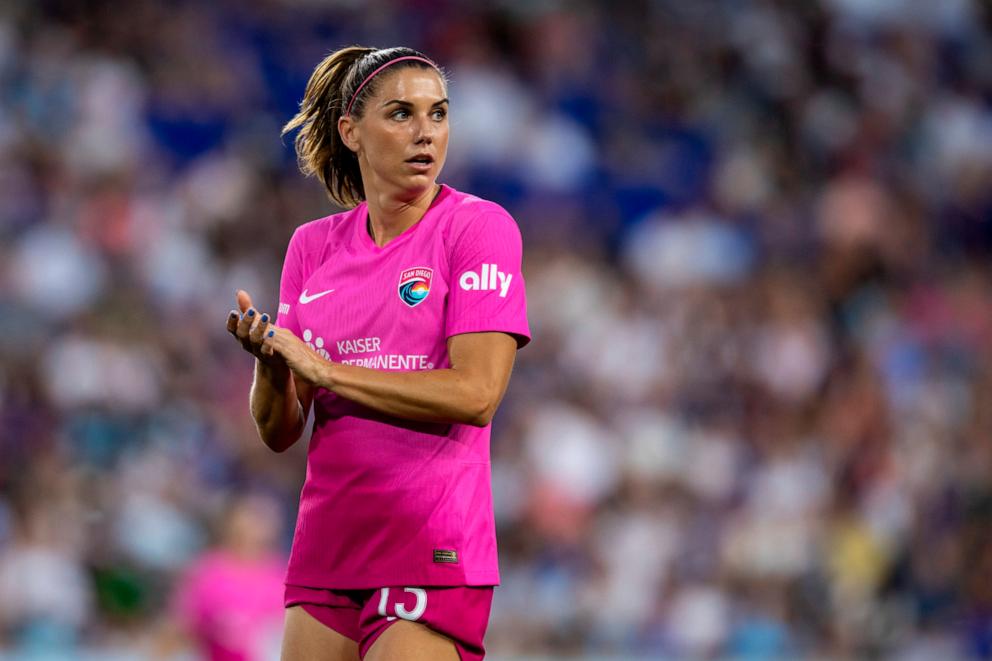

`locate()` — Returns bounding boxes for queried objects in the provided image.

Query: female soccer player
[225,46,529,661]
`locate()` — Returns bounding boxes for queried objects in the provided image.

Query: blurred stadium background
[1,0,992,659]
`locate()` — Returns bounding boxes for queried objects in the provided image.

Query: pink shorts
[284,584,494,660]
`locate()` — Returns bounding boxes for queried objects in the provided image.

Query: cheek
[376,127,410,154]
[435,125,450,151]
[363,132,401,167]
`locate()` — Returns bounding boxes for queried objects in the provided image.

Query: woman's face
[343,66,449,199]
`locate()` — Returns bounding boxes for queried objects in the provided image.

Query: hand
[261,325,331,387]
[226,290,283,367]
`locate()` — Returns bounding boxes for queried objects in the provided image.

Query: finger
[236,289,254,315]
[236,307,257,340]
[249,312,270,344]
[225,309,239,334]
[262,326,280,352]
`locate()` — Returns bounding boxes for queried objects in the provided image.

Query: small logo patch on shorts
[433,549,458,563]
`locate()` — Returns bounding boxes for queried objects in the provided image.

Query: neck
[364,183,440,248]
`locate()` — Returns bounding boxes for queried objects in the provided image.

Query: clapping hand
[226,290,329,386]
[226,290,282,365]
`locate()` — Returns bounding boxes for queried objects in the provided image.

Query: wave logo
[398,266,433,308]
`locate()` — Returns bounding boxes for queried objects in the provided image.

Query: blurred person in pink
[165,494,287,661]
[225,46,530,661]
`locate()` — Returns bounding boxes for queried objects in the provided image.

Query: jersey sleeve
[445,209,531,347]
[275,227,306,337]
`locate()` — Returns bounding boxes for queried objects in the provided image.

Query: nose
[413,114,434,145]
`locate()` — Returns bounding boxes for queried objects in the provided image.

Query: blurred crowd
[1,0,991,658]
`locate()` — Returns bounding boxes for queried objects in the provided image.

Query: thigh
[281,605,361,661]
[364,620,459,661]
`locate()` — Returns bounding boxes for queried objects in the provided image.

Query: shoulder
[441,187,521,246]
[284,206,362,271]
[290,207,358,249]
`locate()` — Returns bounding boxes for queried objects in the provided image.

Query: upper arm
[444,209,531,346]
[447,331,518,422]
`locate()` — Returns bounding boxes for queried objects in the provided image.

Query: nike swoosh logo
[299,288,334,304]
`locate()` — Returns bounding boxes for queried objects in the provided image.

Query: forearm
[250,360,306,451]
[319,363,499,427]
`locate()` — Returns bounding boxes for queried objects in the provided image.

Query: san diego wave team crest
[398,266,433,307]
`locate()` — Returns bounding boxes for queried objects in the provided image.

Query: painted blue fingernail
[261,313,269,323]
[247,309,255,317]
[267,329,274,337]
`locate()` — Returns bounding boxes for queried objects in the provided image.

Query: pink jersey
[275,184,530,589]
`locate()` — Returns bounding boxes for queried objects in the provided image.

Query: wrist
[317,359,338,391]
[255,356,291,387]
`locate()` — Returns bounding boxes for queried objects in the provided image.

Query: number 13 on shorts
[378,587,427,622]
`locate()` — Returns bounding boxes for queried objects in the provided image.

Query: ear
[338,115,360,153]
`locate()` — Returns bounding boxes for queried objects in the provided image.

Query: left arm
[262,327,518,427]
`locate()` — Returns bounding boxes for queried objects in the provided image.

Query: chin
[392,178,435,200]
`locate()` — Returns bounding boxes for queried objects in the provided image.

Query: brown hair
[282,46,445,208]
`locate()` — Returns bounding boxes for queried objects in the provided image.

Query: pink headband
[345,56,438,117]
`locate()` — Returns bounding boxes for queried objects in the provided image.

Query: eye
[390,108,410,120]
[432,108,447,121]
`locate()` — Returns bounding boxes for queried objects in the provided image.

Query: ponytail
[282,46,374,208]
[282,46,444,208]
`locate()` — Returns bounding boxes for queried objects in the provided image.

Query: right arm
[232,226,313,452]
[228,291,313,452]
[249,356,312,453]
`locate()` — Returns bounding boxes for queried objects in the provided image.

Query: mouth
[405,154,435,171]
